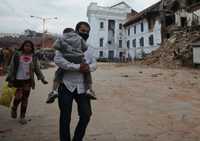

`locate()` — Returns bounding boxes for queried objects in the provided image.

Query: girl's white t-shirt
[16,55,32,80]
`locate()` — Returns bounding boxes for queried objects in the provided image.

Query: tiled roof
[124,1,161,27]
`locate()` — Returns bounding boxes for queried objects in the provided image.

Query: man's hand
[41,79,48,84]
[80,64,90,73]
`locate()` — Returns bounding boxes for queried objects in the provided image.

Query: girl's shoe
[19,118,27,125]
[11,108,17,119]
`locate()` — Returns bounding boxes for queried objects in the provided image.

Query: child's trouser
[12,80,31,118]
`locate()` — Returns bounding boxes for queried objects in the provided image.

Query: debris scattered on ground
[139,30,200,68]
[193,76,198,79]
[121,74,129,78]
[151,73,163,77]
[139,71,143,74]
[168,87,173,90]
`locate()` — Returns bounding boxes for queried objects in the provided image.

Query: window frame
[99,51,103,57]
[100,22,104,29]
[140,37,144,47]
[100,38,104,47]
[141,22,144,32]
[119,23,123,30]
[127,40,130,48]
[149,35,154,46]
[132,39,136,48]
[134,26,136,34]
[119,40,122,48]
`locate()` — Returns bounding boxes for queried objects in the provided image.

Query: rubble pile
[140,30,200,68]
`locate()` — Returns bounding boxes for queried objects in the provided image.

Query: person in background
[0,49,4,75]
[0,47,14,74]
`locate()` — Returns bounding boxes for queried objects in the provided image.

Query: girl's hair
[75,21,91,33]
[19,40,35,53]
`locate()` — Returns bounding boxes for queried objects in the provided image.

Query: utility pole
[30,16,58,48]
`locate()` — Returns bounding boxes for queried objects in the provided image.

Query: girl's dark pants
[58,83,92,141]
[12,80,31,118]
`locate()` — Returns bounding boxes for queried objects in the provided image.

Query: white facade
[125,18,162,59]
[87,2,132,59]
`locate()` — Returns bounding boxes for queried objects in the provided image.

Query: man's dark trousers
[58,83,92,141]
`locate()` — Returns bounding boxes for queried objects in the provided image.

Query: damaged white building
[160,0,200,39]
[124,2,162,59]
[87,2,135,60]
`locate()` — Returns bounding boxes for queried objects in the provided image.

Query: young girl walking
[6,40,48,124]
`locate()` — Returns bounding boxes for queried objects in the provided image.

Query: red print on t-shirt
[20,55,32,63]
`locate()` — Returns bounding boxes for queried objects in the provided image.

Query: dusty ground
[0,63,200,141]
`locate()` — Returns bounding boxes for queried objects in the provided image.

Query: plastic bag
[0,81,16,108]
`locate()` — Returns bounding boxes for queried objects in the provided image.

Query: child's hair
[63,28,74,34]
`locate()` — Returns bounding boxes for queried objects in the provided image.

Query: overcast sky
[0,0,160,34]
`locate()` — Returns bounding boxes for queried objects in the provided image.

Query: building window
[119,23,123,30]
[127,40,130,48]
[119,52,123,58]
[132,39,136,48]
[100,22,104,29]
[149,35,154,46]
[100,38,104,47]
[119,40,122,48]
[128,28,130,36]
[140,37,144,47]
[134,26,136,34]
[99,51,103,57]
[108,50,114,59]
[141,22,144,32]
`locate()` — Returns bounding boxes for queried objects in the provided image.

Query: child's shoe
[86,89,97,100]
[46,91,58,104]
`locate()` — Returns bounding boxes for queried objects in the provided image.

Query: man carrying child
[54,22,97,141]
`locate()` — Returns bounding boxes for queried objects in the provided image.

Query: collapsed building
[87,1,200,62]
[123,0,200,60]
[160,0,200,40]
[137,0,200,68]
